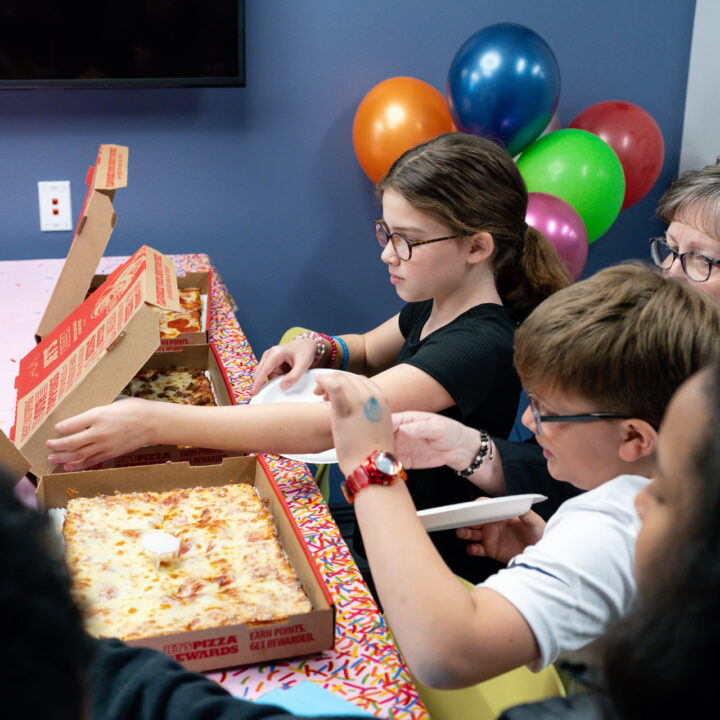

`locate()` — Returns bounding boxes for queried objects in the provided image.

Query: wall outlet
[38,180,72,232]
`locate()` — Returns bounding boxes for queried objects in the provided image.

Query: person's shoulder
[575,474,650,511]
[399,299,432,327]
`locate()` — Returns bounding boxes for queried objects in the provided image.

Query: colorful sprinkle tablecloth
[165,255,428,719]
[0,253,428,718]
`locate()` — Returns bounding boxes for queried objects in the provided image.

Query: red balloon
[569,101,664,210]
[353,77,454,184]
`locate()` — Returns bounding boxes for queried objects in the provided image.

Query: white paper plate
[249,368,340,464]
[417,493,547,533]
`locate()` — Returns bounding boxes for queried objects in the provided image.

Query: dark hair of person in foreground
[0,470,91,720]
[602,357,720,719]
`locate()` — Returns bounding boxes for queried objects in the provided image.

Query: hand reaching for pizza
[249,336,318,396]
[313,373,395,476]
[456,508,546,564]
[47,398,154,471]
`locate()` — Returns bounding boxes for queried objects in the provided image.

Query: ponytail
[495,226,572,323]
[378,133,572,322]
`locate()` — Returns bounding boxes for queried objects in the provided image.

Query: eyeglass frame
[375,220,459,260]
[649,236,720,283]
[527,392,632,436]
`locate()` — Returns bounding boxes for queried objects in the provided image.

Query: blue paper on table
[255,681,374,717]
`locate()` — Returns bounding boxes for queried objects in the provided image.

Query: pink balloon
[526,192,589,281]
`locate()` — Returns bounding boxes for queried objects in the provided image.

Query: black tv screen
[0,0,245,88]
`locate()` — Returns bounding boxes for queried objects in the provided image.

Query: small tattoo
[363,397,382,423]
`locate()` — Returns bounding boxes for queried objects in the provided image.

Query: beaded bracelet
[455,429,494,478]
[333,335,349,371]
[319,333,338,368]
[296,331,325,367]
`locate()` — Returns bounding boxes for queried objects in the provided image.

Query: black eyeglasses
[649,236,720,282]
[527,393,631,437]
[375,220,459,261]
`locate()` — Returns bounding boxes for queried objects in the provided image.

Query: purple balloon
[526,192,588,281]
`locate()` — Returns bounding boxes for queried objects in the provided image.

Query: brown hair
[657,163,720,238]
[514,262,720,427]
[377,133,571,321]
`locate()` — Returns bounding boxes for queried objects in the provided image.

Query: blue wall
[0,1,695,356]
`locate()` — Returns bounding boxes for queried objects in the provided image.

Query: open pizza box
[89,343,238,470]
[10,244,235,480]
[35,454,336,671]
[88,268,212,351]
[35,144,129,343]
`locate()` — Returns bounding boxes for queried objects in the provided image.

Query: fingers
[250,348,283,395]
[61,449,117,472]
[466,543,487,556]
[456,526,483,542]
[53,408,100,438]
[314,373,354,416]
[391,410,437,428]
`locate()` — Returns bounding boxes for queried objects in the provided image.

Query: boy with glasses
[314,263,720,688]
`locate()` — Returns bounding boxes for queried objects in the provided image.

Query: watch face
[374,452,399,475]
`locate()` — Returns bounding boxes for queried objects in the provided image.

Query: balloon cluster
[352,23,664,281]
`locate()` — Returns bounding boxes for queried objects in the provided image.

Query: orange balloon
[352,76,454,183]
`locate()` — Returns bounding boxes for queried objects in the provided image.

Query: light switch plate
[38,180,72,232]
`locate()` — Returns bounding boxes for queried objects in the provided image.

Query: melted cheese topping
[122,367,215,406]
[63,484,312,641]
[150,286,203,339]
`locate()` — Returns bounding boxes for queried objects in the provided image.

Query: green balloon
[517,128,625,242]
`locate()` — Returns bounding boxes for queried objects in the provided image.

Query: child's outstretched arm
[314,373,540,689]
[46,400,335,472]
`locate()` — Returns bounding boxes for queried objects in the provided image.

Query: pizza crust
[63,483,312,641]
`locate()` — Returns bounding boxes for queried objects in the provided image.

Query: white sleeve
[480,503,638,671]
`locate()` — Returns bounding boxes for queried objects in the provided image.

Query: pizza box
[35,454,336,672]
[86,343,241,470]
[11,244,182,479]
[88,268,212,351]
[36,144,129,343]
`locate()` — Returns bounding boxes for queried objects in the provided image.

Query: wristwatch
[342,450,407,503]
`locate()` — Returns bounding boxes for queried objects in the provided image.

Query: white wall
[680,0,720,171]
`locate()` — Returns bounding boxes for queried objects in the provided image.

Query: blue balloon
[447,23,561,156]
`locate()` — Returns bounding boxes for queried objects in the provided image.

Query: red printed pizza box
[88,268,212,350]
[36,144,129,343]
[35,454,336,672]
[85,343,241,470]
[12,245,182,479]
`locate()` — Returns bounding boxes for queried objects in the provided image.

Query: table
[0,254,428,719]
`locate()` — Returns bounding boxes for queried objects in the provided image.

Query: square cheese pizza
[63,483,312,641]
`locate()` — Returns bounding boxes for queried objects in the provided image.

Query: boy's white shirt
[480,474,649,671]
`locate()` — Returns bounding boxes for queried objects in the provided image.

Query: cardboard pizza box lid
[36,144,129,342]
[0,429,31,483]
[13,245,182,478]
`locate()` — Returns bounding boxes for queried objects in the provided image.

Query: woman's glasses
[375,220,458,261]
[649,236,720,282]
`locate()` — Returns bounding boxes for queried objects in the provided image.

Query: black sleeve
[401,323,510,419]
[88,638,358,720]
[398,301,422,338]
[492,437,583,521]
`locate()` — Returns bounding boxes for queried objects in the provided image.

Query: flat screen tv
[0,1,245,88]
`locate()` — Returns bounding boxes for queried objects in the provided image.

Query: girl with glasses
[47,133,570,582]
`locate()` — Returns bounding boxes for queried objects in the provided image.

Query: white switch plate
[38,180,72,232]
